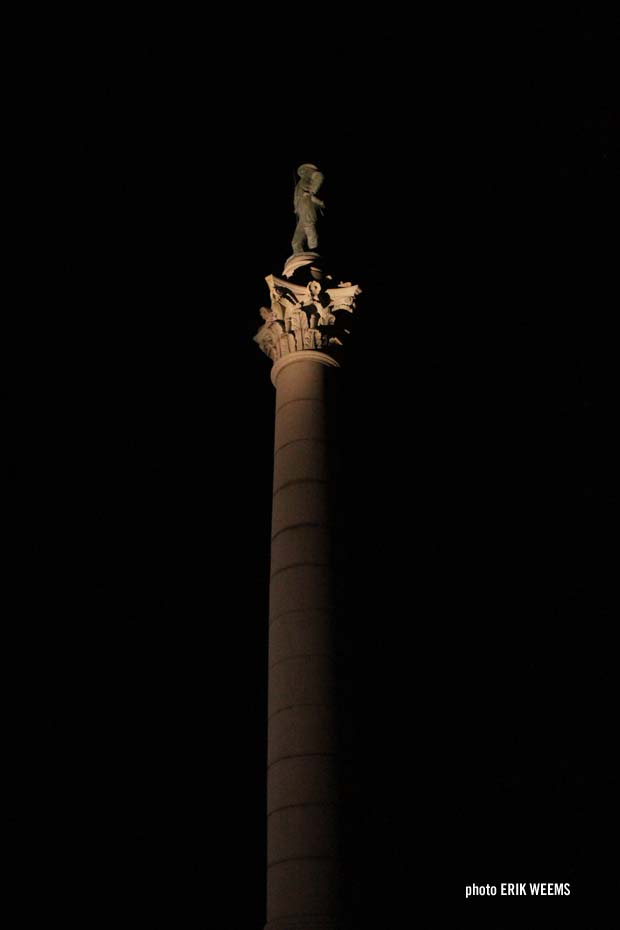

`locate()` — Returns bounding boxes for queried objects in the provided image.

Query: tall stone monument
[255,165,361,930]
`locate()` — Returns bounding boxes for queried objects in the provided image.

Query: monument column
[267,352,342,930]
[255,164,361,930]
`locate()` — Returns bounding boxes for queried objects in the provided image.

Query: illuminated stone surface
[264,353,348,930]
[254,274,360,362]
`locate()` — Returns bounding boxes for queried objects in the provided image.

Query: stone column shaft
[266,351,345,930]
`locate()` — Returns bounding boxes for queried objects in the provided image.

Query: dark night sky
[10,13,618,929]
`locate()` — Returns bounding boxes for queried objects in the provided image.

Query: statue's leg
[305,223,318,250]
[291,221,306,253]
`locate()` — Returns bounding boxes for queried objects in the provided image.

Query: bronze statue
[291,164,325,254]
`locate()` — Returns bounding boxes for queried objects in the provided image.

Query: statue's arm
[308,171,324,196]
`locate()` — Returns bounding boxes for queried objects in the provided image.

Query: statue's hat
[297,163,319,177]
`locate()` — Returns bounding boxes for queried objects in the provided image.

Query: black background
[10,11,618,928]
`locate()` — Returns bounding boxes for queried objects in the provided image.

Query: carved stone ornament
[254,272,361,363]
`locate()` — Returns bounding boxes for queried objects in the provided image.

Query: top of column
[254,164,362,370]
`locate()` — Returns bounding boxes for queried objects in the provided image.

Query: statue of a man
[292,164,325,254]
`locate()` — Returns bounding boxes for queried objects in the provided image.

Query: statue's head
[297,163,319,178]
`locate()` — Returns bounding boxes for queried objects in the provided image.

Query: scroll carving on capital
[254,274,361,362]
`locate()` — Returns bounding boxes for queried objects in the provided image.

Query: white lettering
[500,883,527,895]
[469,881,570,898]
[465,883,497,897]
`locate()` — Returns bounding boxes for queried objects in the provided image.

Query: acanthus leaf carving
[255,273,361,362]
